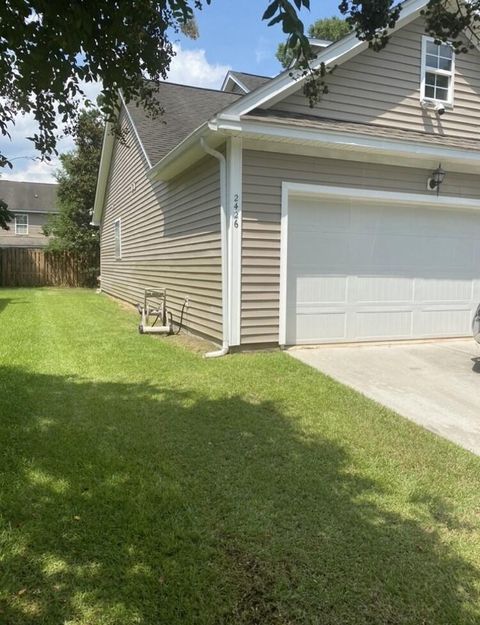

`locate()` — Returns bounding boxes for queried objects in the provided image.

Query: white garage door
[285,195,480,345]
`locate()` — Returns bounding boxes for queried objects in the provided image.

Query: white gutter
[199,137,230,358]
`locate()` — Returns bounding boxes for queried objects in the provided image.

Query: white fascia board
[226,137,243,346]
[119,91,152,168]
[216,0,427,119]
[221,71,250,94]
[284,181,480,211]
[92,121,115,226]
[214,117,480,171]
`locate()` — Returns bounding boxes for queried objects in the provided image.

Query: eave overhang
[147,122,223,182]
[209,115,480,174]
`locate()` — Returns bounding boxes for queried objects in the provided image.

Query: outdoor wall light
[428,163,446,196]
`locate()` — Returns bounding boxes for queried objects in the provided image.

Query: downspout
[200,137,230,358]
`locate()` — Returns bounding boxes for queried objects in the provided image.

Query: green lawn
[0,288,479,625]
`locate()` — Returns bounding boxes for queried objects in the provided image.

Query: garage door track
[290,339,480,455]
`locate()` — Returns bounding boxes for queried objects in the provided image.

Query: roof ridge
[139,79,240,96]
[230,70,272,79]
[0,180,58,187]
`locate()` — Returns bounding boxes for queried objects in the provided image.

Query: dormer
[221,71,271,94]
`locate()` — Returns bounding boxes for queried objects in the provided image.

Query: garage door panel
[292,310,347,343]
[286,196,480,345]
[354,310,412,339]
[290,233,351,266]
[415,278,474,302]
[295,274,348,304]
[414,308,473,336]
[353,275,414,303]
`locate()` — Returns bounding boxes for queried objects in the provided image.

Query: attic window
[421,37,455,105]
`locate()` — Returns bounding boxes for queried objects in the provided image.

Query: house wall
[0,212,51,247]
[100,113,223,342]
[270,17,480,139]
[241,149,480,345]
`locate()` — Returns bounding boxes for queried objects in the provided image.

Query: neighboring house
[93,0,480,350]
[0,180,58,248]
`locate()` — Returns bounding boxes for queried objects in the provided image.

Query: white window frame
[15,213,28,235]
[420,36,455,107]
[114,218,122,260]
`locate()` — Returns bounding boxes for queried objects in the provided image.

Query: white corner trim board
[279,182,480,346]
[226,137,243,346]
[200,138,230,356]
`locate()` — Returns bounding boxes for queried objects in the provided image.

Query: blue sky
[3,0,341,182]
[180,0,341,77]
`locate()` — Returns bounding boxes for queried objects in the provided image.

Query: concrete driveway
[290,339,480,455]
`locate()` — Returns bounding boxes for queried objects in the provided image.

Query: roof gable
[125,82,241,166]
[93,81,241,225]
[214,0,429,121]
[264,15,480,141]
[221,71,271,94]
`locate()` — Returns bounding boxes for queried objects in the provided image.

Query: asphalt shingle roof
[125,82,242,166]
[229,71,271,92]
[0,180,58,213]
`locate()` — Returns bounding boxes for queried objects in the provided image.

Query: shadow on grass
[0,365,478,625]
[0,297,13,313]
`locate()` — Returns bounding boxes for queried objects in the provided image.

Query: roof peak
[141,79,239,96]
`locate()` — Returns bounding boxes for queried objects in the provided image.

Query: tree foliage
[0,0,209,168]
[0,0,478,163]
[44,110,103,265]
[0,199,14,231]
[276,17,350,68]
[263,0,478,105]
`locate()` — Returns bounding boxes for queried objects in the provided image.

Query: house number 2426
[233,194,240,229]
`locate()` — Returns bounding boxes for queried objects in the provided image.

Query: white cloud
[2,46,229,183]
[167,44,230,89]
[1,80,101,184]
[2,158,59,184]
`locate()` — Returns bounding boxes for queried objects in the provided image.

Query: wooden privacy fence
[0,248,98,288]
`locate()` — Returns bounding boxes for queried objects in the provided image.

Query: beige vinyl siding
[241,149,480,345]
[0,212,51,247]
[271,17,480,139]
[100,111,222,342]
